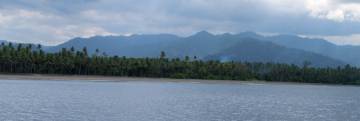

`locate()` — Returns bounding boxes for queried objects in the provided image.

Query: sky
[1,0,360,45]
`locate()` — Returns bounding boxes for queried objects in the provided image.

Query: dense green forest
[0,42,359,84]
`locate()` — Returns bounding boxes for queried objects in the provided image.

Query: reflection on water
[0,80,359,121]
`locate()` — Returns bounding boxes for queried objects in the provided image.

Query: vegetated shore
[0,73,256,83]
[0,73,356,86]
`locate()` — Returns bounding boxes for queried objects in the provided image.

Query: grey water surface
[0,80,359,121]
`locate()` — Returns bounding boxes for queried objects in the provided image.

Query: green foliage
[0,43,359,85]
[170,73,188,79]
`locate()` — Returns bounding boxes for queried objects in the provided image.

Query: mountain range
[204,39,345,67]
[5,31,360,67]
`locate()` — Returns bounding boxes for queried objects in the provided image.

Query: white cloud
[306,0,360,22]
[0,13,11,25]
[324,34,360,45]
[1,0,360,45]
[0,8,116,45]
[79,9,240,36]
[263,0,306,14]
[54,25,116,39]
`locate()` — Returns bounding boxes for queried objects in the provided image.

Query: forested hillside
[264,35,360,66]
[0,42,359,84]
[44,31,350,67]
[205,39,345,67]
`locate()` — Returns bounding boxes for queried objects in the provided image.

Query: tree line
[0,42,359,84]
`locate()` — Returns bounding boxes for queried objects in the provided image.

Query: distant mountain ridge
[204,38,345,67]
[5,28,359,67]
[2,31,354,67]
[2,31,353,67]
[41,31,356,67]
[263,35,360,66]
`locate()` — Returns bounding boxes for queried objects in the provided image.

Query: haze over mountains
[204,39,345,67]
[33,31,360,67]
[2,31,359,67]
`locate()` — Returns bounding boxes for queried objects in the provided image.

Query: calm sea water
[0,80,359,121]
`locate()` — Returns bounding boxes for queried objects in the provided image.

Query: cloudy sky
[1,0,360,45]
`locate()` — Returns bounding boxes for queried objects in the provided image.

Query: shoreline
[0,74,356,87]
[0,74,255,83]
